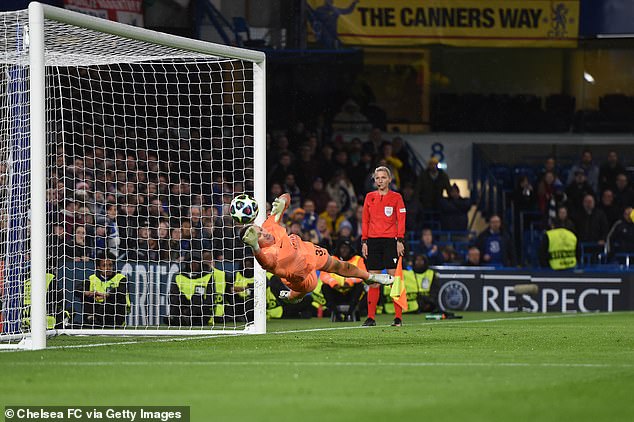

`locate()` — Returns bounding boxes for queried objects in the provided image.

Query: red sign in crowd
[63,0,144,26]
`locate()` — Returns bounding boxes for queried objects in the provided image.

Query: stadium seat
[513,166,537,186]
[489,164,513,191]
[232,17,267,48]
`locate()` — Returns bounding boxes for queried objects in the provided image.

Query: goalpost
[0,2,267,350]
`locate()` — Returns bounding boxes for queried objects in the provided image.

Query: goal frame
[5,2,267,350]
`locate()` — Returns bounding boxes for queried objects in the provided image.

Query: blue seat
[489,164,513,190]
[513,166,538,185]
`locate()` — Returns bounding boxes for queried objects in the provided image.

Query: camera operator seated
[83,252,129,328]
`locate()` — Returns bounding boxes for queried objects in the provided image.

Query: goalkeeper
[240,193,393,304]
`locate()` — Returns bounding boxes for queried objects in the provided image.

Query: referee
[361,166,406,327]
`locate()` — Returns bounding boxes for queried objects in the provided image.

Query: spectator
[116,197,140,260]
[402,183,423,233]
[288,207,306,229]
[282,173,302,210]
[336,219,354,243]
[571,194,609,246]
[332,149,350,175]
[103,203,120,257]
[391,136,414,183]
[267,182,284,207]
[513,174,536,215]
[412,228,444,266]
[300,199,319,233]
[606,207,634,263]
[347,137,363,166]
[180,219,194,257]
[550,205,576,233]
[565,169,595,213]
[348,205,364,243]
[475,215,516,267]
[146,235,161,262]
[349,150,376,198]
[439,183,471,231]
[294,143,320,192]
[82,252,129,328]
[146,197,169,228]
[66,225,93,262]
[314,217,335,252]
[267,151,296,186]
[169,227,185,262]
[599,151,626,193]
[156,220,172,260]
[325,169,358,219]
[537,156,561,185]
[188,205,204,239]
[465,246,482,266]
[567,150,599,193]
[378,141,403,188]
[362,127,385,156]
[319,200,348,235]
[62,199,77,241]
[537,171,566,224]
[415,157,451,212]
[513,174,537,253]
[614,173,634,210]
[537,170,557,214]
[268,134,295,168]
[130,224,151,261]
[440,245,461,265]
[316,143,336,179]
[288,221,303,237]
[598,189,622,229]
[305,177,332,214]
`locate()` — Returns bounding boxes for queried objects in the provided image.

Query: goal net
[0,3,267,350]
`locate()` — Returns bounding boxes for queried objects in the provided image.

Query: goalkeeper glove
[241,226,260,251]
[271,196,287,223]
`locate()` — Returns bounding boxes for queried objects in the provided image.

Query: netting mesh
[1,10,258,342]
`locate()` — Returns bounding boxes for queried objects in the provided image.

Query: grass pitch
[2,312,634,422]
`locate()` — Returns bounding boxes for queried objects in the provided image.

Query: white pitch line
[269,312,617,334]
[4,360,634,369]
[1,312,627,352]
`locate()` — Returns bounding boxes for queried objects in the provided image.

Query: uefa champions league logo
[438,280,471,311]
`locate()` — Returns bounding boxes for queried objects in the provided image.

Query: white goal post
[0,2,267,350]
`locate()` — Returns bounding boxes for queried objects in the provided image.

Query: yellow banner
[306,0,579,48]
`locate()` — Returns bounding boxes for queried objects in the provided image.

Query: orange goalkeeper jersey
[254,214,328,292]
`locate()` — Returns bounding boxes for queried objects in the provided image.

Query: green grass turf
[2,312,634,422]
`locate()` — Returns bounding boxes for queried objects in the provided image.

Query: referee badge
[384,206,393,217]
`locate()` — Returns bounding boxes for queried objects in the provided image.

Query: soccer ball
[230,194,259,224]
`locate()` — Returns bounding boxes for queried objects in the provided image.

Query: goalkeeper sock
[367,286,380,319]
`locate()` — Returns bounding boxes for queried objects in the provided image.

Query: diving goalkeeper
[240,193,393,304]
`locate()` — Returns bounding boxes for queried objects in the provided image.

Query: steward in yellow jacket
[383,254,440,314]
[317,240,365,321]
[83,252,129,327]
[170,258,226,326]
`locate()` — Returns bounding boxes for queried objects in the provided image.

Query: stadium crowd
[37,123,634,274]
[263,128,634,269]
[7,117,632,327]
